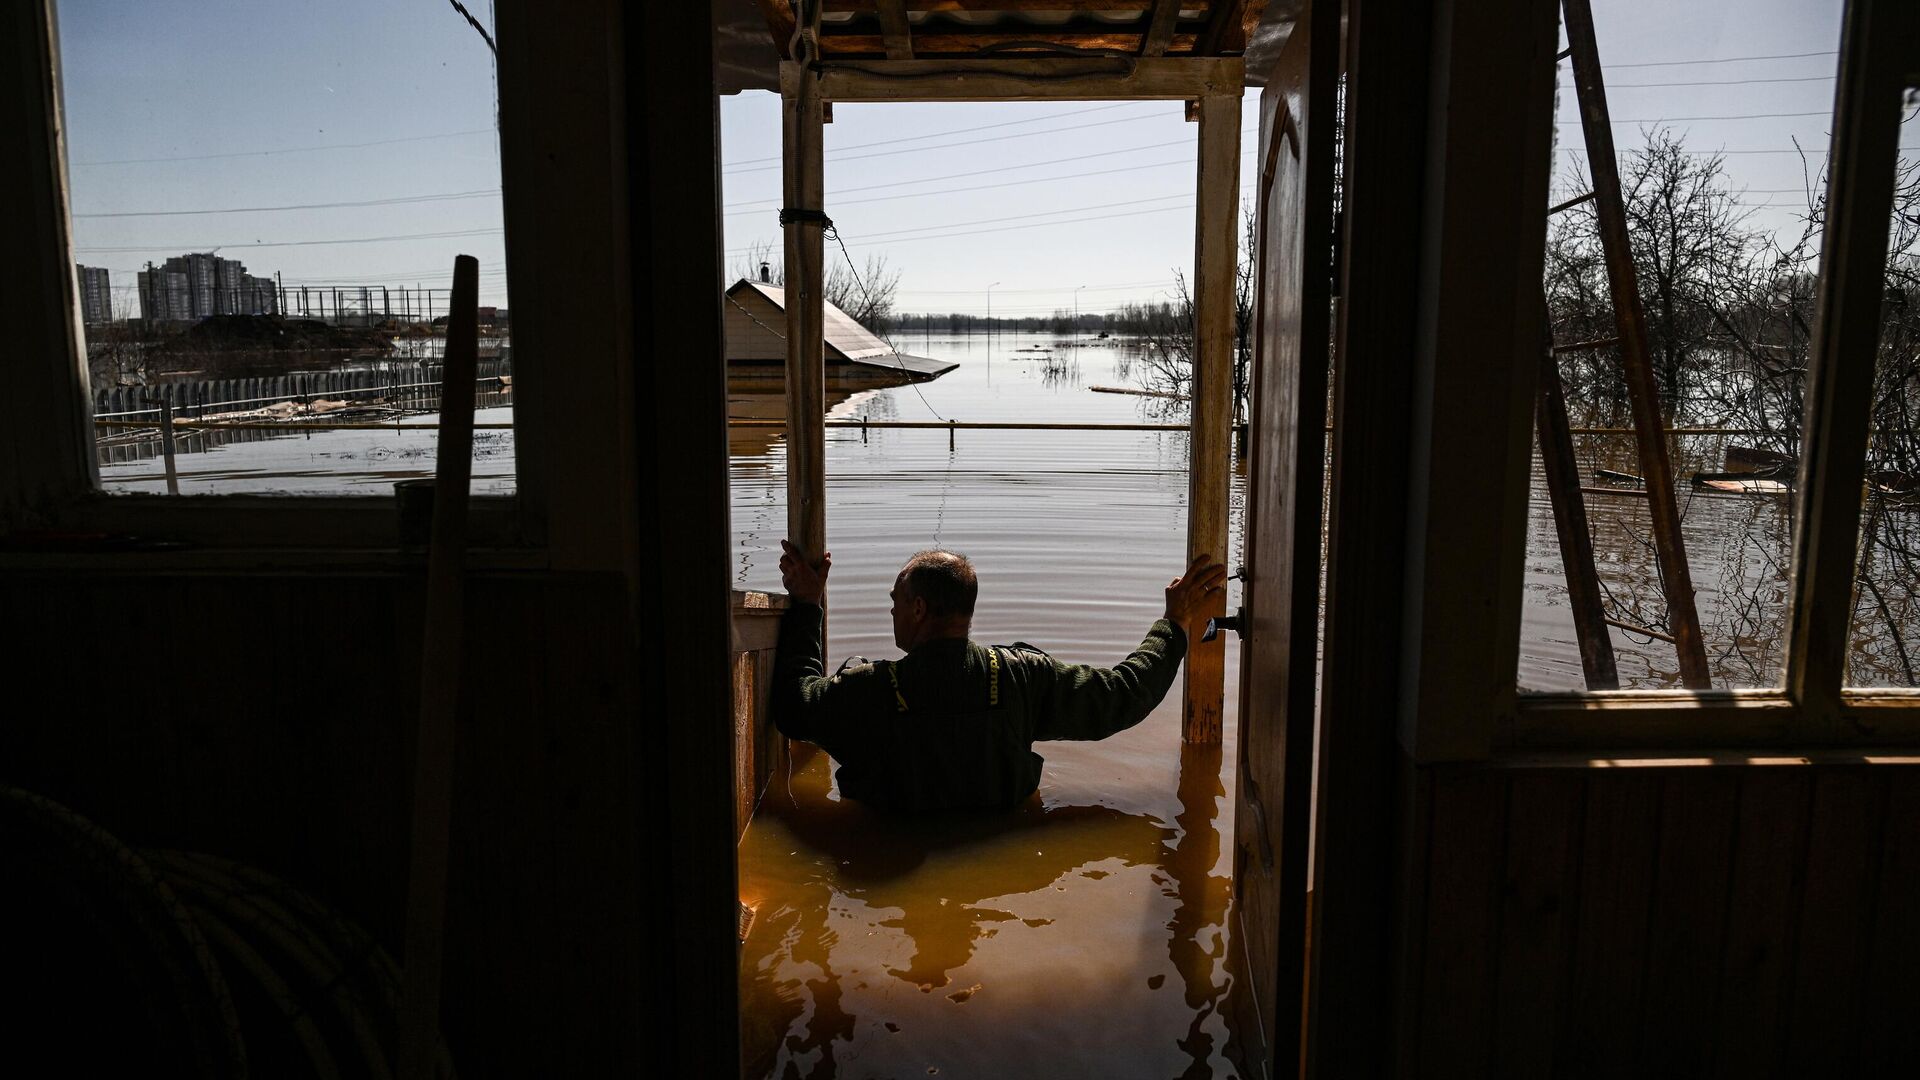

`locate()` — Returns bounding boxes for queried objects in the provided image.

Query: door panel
[1231,4,1338,1076]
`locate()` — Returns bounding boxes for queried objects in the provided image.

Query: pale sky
[55,1,1898,320]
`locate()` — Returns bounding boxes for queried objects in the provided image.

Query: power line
[726,127,1255,207]
[75,227,505,254]
[724,110,1192,174]
[899,279,1175,295]
[71,129,496,167]
[738,203,1195,256]
[73,189,502,219]
[725,157,1201,215]
[729,193,1191,255]
[1557,110,1833,124]
[445,0,497,55]
[721,102,1150,166]
[1605,74,1834,89]
[1598,49,1836,69]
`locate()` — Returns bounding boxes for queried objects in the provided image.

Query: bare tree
[1130,204,1259,424]
[1547,128,1761,421]
[732,239,903,335]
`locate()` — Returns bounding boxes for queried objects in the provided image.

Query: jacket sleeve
[770,601,873,755]
[1026,619,1189,742]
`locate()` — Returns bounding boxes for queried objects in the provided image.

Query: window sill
[14,490,539,554]
[1502,689,1920,752]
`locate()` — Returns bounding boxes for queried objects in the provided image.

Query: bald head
[891,550,977,651]
[899,550,977,616]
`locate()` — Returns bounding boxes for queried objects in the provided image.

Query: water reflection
[739,738,1240,1079]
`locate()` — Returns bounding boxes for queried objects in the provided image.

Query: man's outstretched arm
[1029,554,1227,741]
[770,539,861,747]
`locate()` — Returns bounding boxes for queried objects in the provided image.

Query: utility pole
[986,281,1000,353]
[1074,283,1086,339]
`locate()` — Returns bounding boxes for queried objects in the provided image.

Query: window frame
[2,0,633,571]
[1503,0,1920,752]
[1387,0,1920,760]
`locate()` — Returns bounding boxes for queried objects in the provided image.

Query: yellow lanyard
[884,648,999,714]
[885,662,909,713]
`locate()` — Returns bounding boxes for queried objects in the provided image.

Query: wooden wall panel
[1561,772,1659,1074]
[0,570,658,1076]
[1397,760,1920,1078]
[1712,769,1813,1072]
[1413,769,1507,1072]
[1488,774,1582,1077]
[1862,773,1920,1073]
[1635,769,1739,1074]
[1784,769,1885,1071]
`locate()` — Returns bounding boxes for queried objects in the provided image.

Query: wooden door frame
[1231,4,1338,1074]
[779,45,1246,740]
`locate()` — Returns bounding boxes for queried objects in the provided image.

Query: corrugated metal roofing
[717,2,1298,92]
[731,279,898,360]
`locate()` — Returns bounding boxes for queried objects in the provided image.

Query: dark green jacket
[772,602,1188,812]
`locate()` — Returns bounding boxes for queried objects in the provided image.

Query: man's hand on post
[779,539,831,606]
[1164,554,1229,640]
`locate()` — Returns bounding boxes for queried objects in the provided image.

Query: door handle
[1202,608,1245,643]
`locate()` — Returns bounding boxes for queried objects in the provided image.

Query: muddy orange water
[724,327,1903,1077]
[731,332,1250,1078]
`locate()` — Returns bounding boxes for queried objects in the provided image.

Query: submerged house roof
[724,279,957,380]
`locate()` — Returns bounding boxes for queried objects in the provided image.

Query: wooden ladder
[1536,0,1713,690]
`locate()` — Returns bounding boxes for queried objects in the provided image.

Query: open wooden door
[1230,3,1338,1076]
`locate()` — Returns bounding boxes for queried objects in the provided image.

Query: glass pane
[1519,1,1842,690]
[1844,86,1920,688]
[62,0,513,496]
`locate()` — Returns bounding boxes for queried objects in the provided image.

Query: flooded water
[86,327,1911,1074]
[730,332,1247,1078]
[97,406,517,495]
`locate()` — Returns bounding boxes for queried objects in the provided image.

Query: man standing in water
[773,541,1229,813]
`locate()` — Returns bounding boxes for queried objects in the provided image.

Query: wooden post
[1183,92,1240,744]
[144,396,180,495]
[1562,0,1712,688]
[1536,322,1619,689]
[781,16,828,576]
[396,254,481,1080]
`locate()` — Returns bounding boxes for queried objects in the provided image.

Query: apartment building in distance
[137,252,279,322]
[74,264,110,324]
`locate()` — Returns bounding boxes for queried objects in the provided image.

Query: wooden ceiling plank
[821,31,1200,55]
[1199,0,1250,55]
[825,2,1169,12]
[1139,0,1182,57]
[877,0,914,59]
[804,55,1241,101]
[755,0,798,58]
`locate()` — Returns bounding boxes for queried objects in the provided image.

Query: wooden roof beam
[804,55,1242,101]
[876,0,914,59]
[824,2,1166,11]
[1140,0,1181,57]
[755,0,798,58]
[820,32,1200,56]
[1200,0,1263,55]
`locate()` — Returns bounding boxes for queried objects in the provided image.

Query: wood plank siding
[0,569,665,1078]
[1399,759,1920,1077]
